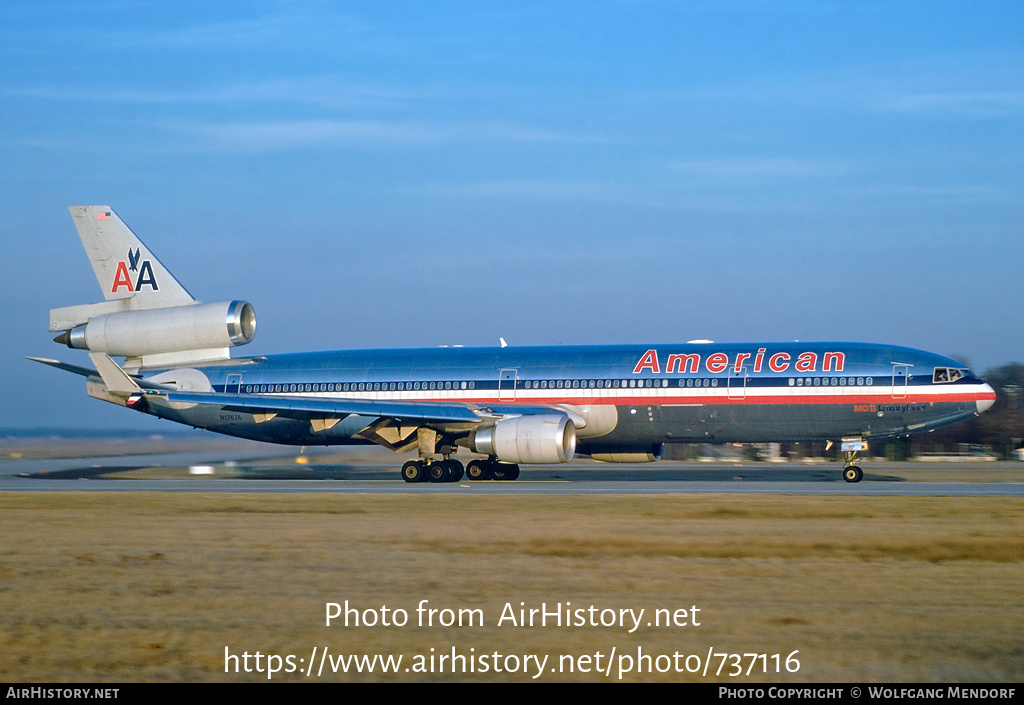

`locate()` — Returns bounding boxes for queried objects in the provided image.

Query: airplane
[31,205,997,484]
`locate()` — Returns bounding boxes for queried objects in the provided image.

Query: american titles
[633,348,846,375]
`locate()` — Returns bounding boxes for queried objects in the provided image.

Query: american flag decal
[97,211,111,221]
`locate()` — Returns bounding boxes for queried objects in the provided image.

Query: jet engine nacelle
[57,300,256,357]
[469,414,577,464]
[589,444,664,463]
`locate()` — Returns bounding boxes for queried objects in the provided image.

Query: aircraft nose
[977,383,996,414]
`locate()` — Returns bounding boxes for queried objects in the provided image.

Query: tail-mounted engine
[55,300,256,359]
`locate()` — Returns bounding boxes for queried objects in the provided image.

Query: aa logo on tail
[111,248,159,293]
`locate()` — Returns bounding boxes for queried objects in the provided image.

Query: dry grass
[0,493,1021,682]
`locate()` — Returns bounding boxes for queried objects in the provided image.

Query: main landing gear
[401,458,462,483]
[400,457,520,483]
[466,458,520,481]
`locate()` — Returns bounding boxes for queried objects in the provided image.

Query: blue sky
[2,1,1022,430]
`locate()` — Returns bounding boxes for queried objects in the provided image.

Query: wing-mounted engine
[587,444,664,463]
[468,414,577,464]
[52,300,256,369]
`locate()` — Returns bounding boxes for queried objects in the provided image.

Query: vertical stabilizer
[68,206,195,308]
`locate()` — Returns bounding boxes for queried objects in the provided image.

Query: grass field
[0,492,1021,682]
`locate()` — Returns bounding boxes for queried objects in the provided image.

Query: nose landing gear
[840,437,866,483]
[843,464,864,483]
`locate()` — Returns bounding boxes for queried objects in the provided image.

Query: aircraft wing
[31,355,483,424]
[31,354,584,456]
[159,390,484,424]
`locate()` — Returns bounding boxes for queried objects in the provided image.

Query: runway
[7,478,1023,495]
[2,447,1023,495]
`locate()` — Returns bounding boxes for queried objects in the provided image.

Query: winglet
[87,352,142,396]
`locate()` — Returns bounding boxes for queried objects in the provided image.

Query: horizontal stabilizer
[27,356,101,379]
[27,356,176,392]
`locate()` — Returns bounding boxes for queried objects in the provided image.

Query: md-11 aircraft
[32,206,996,483]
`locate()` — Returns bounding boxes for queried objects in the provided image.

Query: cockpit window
[933,367,966,383]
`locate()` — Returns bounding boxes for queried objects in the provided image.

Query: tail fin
[68,206,194,307]
[49,206,255,370]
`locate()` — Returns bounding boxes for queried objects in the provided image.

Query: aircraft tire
[445,459,465,482]
[429,462,450,483]
[466,460,493,481]
[843,465,863,483]
[492,463,520,481]
[402,460,426,483]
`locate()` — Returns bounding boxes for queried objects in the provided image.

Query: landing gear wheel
[401,460,427,483]
[466,459,493,481]
[429,462,451,483]
[843,465,863,483]
[446,459,465,482]
[492,463,520,481]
